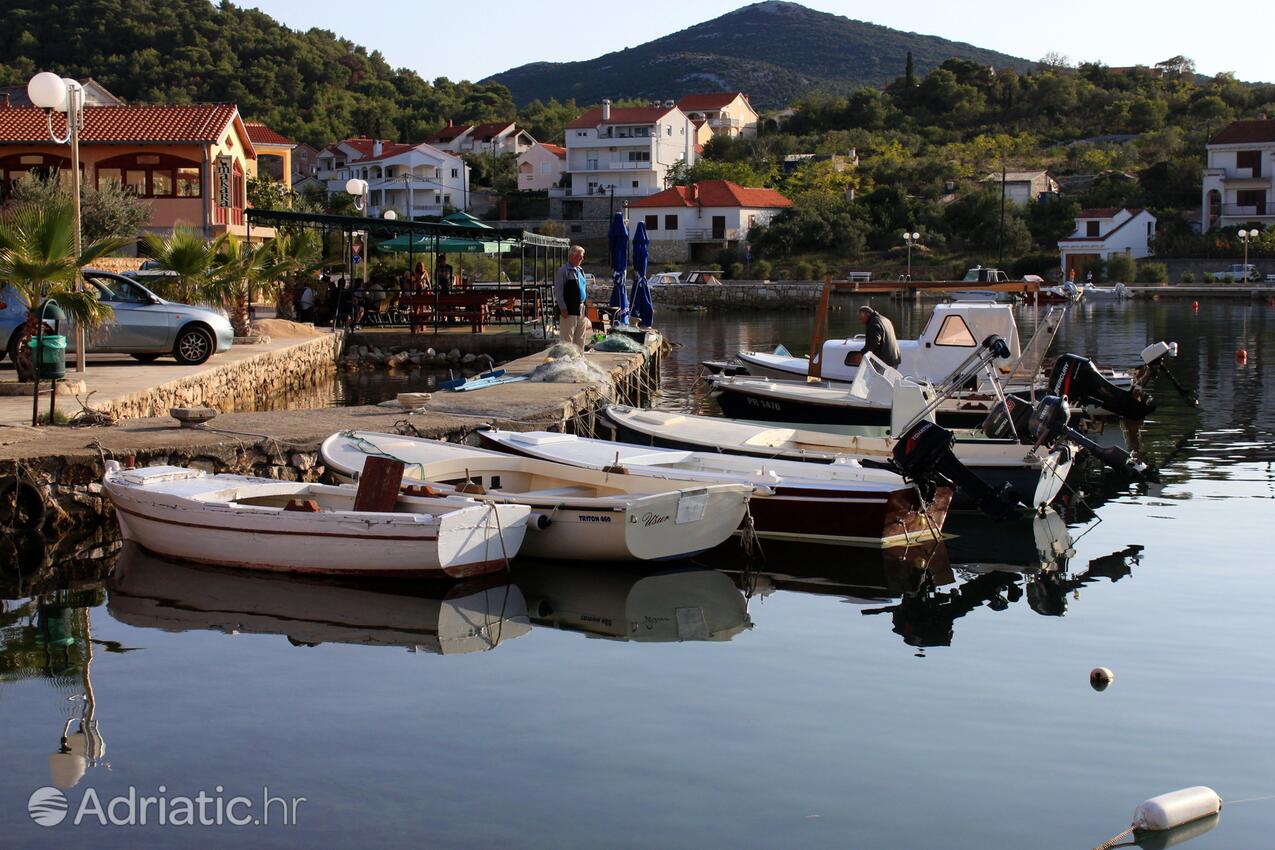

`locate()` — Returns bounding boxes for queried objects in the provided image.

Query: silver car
[1,269,235,366]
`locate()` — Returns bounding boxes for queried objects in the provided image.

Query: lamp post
[346,178,369,286]
[27,72,86,374]
[902,231,920,281]
[1238,228,1259,280]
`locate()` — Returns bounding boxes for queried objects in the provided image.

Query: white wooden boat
[108,544,531,654]
[103,461,530,578]
[604,405,1071,509]
[476,428,951,547]
[319,432,752,561]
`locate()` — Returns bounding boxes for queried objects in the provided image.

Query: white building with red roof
[315,138,470,217]
[427,120,535,156]
[676,92,759,139]
[517,142,566,191]
[628,179,791,261]
[1057,207,1157,280]
[0,100,264,238]
[1202,119,1275,230]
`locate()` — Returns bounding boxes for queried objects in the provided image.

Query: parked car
[1207,263,1261,282]
[647,272,682,286]
[1,269,235,366]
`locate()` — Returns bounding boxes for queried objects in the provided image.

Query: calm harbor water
[2,298,1273,848]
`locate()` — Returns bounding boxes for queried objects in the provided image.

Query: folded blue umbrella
[630,220,654,328]
[608,211,629,325]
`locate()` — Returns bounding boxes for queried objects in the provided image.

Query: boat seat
[517,486,597,499]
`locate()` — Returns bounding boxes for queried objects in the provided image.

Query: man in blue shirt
[553,245,589,349]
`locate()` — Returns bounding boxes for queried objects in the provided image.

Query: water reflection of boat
[108,545,530,654]
[512,561,751,642]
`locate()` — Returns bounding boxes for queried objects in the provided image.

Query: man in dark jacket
[858,306,902,368]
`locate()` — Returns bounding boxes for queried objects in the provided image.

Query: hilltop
[486,1,1032,108]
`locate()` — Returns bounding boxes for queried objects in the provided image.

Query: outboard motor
[1029,396,1147,478]
[1134,341,1198,407]
[981,394,1035,443]
[1048,354,1155,421]
[892,420,1021,520]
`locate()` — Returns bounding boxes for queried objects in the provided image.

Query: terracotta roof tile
[428,124,472,142]
[1077,207,1121,218]
[470,121,515,141]
[678,92,745,110]
[0,103,239,145]
[540,143,566,158]
[244,122,294,146]
[1210,119,1275,145]
[630,179,791,209]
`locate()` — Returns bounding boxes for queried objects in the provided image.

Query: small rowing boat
[476,428,952,548]
[320,431,752,561]
[103,460,530,578]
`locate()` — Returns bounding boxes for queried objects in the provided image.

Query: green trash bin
[28,334,67,380]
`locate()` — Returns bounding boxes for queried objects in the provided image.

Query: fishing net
[527,344,614,392]
[591,332,647,356]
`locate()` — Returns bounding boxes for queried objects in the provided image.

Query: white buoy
[1133,787,1222,831]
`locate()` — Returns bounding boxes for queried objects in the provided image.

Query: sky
[245,0,1269,85]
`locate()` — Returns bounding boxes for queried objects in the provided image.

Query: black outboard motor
[892,420,1021,520]
[1048,354,1155,421]
[981,395,1035,443]
[1029,396,1147,478]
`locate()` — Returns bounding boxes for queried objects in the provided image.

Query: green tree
[0,201,128,378]
[139,226,221,305]
[9,172,151,244]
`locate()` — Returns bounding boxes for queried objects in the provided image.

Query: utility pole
[997,162,1007,268]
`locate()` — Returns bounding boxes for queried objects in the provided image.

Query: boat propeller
[891,419,1022,521]
[1028,396,1148,479]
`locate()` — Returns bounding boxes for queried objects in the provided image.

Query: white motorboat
[733,302,1060,388]
[108,544,531,654]
[476,428,953,547]
[103,461,530,578]
[604,405,1072,509]
[320,431,752,561]
[1081,282,1134,301]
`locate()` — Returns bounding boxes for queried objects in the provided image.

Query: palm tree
[269,229,328,320]
[0,202,128,380]
[139,226,222,305]
[208,235,287,337]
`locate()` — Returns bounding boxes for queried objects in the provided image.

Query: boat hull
[746,484,952,547]
[714,381,994,429]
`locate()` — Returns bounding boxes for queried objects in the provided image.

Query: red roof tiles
[428,124,472,142]
[567,107,672,129]
[629,180,791,209]
[0,104,239,145]
[244,122,294,146]
[677,92,745,111]
[1210,119,1275,145]
[1077,207,1121,219]
[540,143,566,159]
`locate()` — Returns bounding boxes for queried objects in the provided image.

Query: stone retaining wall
[96,334,342,421]
[587,280,826,310]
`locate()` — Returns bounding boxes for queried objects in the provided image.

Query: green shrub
[1011,253,1060,278]
[1135,262,1168,283]
[777,266,792,280]
[729,262,745,280]
[1106,254,1137,283]
[753,259,773,280]
[1202,272,1215,283]
[807,258,826,279]
[1180,270,1196,283]
[792,260,813,280]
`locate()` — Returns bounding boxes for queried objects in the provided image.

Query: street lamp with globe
[1238,229,1260,280]
[27,72,87,373]
[346,178,370,285]
[902,231,921,282]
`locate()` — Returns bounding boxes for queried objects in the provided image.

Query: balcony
[683,227,743,242]
[570,161,654,172]
[1220,203,1275,217]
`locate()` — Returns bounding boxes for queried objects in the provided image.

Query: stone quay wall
[586,280,826,311]
[96,334,342,421]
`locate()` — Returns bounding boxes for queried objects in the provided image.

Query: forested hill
[486,1,1031,108]
[0,0,516,147]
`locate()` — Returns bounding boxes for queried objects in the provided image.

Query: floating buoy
[1134,787,1223,831]
[1237,348,1248,364]
[1090,667,1114,691]
[1094,787,1223,850]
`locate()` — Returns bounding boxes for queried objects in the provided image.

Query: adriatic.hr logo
[26,784,305,827]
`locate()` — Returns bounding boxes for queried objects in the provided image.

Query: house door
[711,215,726,239]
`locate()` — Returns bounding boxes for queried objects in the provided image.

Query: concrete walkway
[0,333,335,426]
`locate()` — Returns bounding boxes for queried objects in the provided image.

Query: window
[1237,150,1262,177]
[450,168,459,178]
[1085,221,1100,237]
[664,214,678,230]
[1147,221,1154,236]
[0,153,75,199]
[627,151,650,162]
[632,181,639,188]
[1237,189,1266,210]
[576,131,587,137]
[645,215,659,231]
[666,127,672,136]
[934,315,976,347]
[96,153,202,198]
[87,275,150,304]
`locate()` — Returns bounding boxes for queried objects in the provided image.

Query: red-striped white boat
[103,461,530,578]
